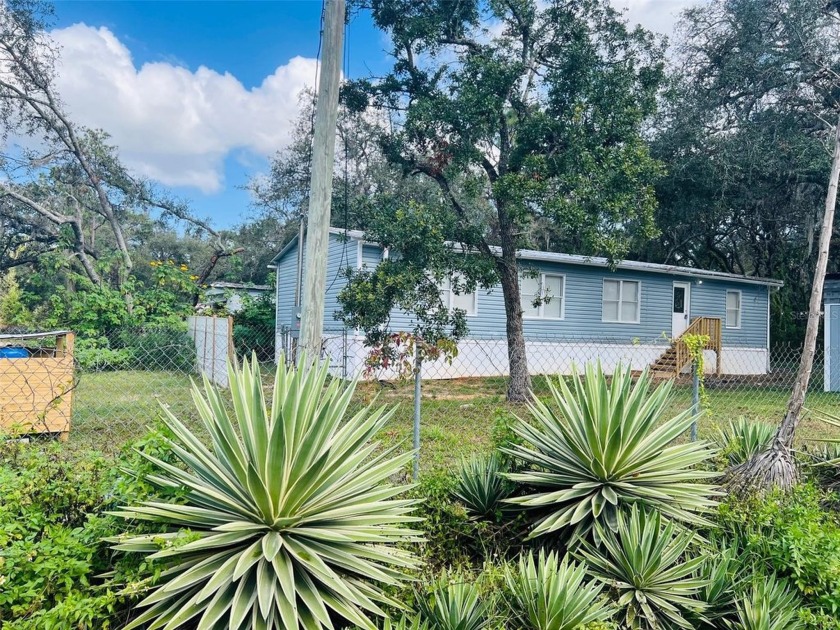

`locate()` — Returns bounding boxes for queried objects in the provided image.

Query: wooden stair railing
[650,317,722,378]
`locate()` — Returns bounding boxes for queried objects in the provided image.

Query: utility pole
[299,0,345,359]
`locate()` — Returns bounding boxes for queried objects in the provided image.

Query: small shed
[202,282,270,314]
[0,331,75,439]
[825,275,840,392]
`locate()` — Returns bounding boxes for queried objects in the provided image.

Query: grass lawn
[69,369,840,471]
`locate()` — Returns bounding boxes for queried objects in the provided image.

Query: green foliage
[714,417,776,466]
[114,325,195,372]
[452,453,513,522]
[717,483,840,615]
[337,201,495,366]
[728,575,803,630]
[0,271,32,328]
[578,506,708,630]
[681,333,709,409]
[411,472,484,570]
[416,571,493,630]
[111,357,422,630]
[74,335,136,371]
[383,612,429,630]
[505,551,613,630]
[0,428,181,629]
[504,365,718,540]
[74,325,194,372]
[232,290,276,362]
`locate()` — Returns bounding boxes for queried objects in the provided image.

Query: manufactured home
[271,229,783,379]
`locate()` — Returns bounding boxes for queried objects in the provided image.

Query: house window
[520,273,565,319]
[726,290,742,328]
[602,279,640,323]
[440,274,477,316]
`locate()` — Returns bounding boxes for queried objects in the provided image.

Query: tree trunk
[497,217,531,402]
[730,120,840,493]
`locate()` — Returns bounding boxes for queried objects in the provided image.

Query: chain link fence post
[413,349,421,481]
[691,360,699,442]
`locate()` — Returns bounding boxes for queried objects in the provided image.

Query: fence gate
[827,304,840,392]
[187,316,233,387]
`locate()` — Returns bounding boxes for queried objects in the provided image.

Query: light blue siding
[274,237,772,349]
[275,240,299,329]
[691,280,768,347]
[830,304,840,392]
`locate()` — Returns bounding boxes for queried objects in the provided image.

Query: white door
[672,282,691,338]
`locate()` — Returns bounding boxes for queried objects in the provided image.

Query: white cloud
[50,23,317,193]
[610,0,703,37]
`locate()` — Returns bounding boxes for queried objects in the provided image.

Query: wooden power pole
[299,0,345,359]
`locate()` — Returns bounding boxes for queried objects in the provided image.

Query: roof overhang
[269,228,371,265]
[514,249,784,288]
[268,228,784,288]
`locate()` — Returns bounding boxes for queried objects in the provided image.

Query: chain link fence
[1,321,838,469]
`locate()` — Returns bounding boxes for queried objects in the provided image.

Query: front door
[672,282,691,339]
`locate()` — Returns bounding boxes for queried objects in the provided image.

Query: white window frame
[521,273,566,320]
[602,279,641,324]
[726,290,742,329]
[440,274,478,317]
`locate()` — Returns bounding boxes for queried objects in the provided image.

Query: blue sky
[46,1,690,231]
[50,1,389,229]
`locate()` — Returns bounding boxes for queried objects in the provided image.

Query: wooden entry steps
[651,317,722,378]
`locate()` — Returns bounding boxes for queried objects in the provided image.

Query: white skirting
[319,335,770,380]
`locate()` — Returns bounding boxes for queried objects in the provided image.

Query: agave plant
[110,356,422,630]
[382,613,429,630]
[694,542,744,627]
[452,453,513,520]
[504,550,613,630]
[416,571,493,630]
[578,505,708,630]
[727,575,802,630]
[714,417,776,466]
[503,364,719,539]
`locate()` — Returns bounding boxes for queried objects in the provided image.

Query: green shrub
[75,325,194,373]
[412,471,482,570]
[232,291,276,362]
[504,364,719,540]
[111,357,422,630]
[717,483,840,615]
[578,505,708,630]
[115,325,195,372]
[505,550,613,630]
[0,431,178,629]
[452,454,514,522]
[75,336,136,371]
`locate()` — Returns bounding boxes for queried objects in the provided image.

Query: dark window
[673,287,686,313]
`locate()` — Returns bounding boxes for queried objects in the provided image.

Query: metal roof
[270,227,783,287]
[0,330,71,340]
[208,281,271,291]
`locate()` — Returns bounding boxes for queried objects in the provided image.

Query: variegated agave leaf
[578,505,709,630]
[505,550,614,630]
[504,363,720,540]
[110,355,422,630]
